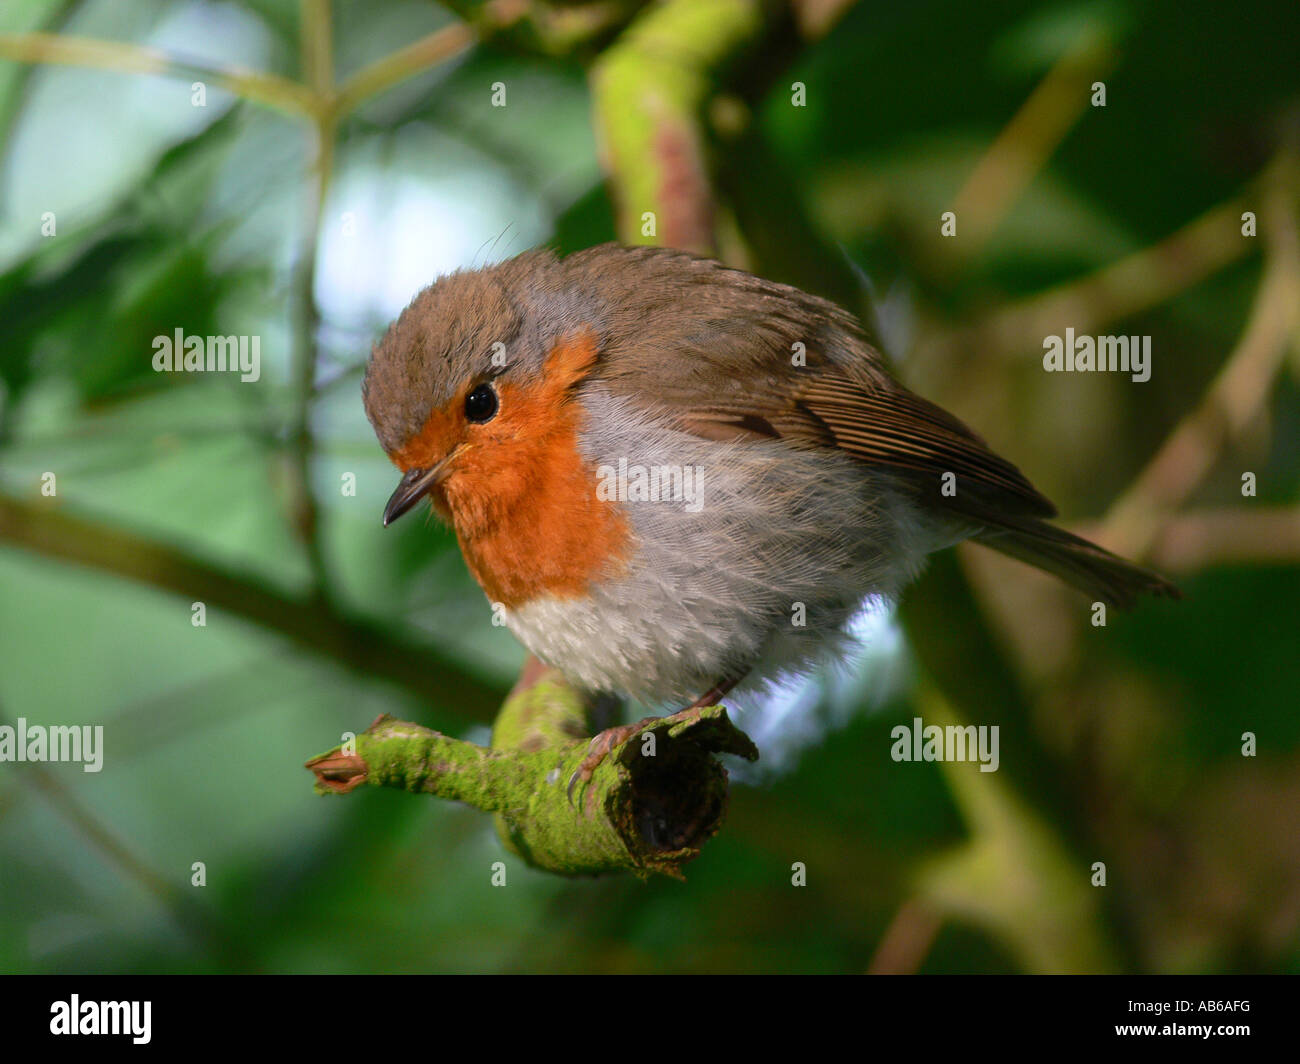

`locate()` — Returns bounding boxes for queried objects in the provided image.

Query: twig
[286,1,336,601]
[867,898,943,974]
[334,23,475,116]
[914,192,1258,372]
[1100,161,1300,559]
[1126,506,1300,572]
[912,684,1121,973]
[2,707,250,967]
[0,20,480,123]
[306,660,758,878]
[952,30,1117,253]
[0,31,319,116]
[590,0,766,251]
[589,0,859,253]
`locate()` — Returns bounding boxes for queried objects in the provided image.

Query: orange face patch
[389,330,631,608]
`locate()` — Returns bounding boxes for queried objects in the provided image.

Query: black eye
[464,382,498,423]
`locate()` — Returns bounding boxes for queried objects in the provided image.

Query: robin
[363,243,1179,788]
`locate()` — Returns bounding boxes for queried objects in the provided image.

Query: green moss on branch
[306,660,757,878]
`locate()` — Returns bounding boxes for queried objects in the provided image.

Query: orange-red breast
[363,244,1178,744]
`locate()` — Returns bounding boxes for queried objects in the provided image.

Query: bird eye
[464,382,498,423]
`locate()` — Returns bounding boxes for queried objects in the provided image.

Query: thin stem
[300,0,333,97]
[288,0,337,601]
[2,708,250,968]
[333,23,474,118]
[1100,159,1300,559]
[915,191,1259,371]
[0,31,318,116]
[952,31,1117,253]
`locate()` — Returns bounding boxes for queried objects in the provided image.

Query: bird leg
[566,675,743,805]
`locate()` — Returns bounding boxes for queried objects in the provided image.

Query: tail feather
[969,513,1182,611]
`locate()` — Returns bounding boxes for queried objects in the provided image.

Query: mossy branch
[590,0,765,251]
[305,659,758,878]
[589,0,858,253]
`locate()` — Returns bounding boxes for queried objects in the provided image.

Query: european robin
[363,244,1178,785]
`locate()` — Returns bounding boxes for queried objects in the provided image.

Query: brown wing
[567,244,1055,521]
[785,373,1057,518]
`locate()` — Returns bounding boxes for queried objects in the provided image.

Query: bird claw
[565,717,657,807]
[561,676,742,807]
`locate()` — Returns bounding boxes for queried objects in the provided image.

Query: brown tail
[970,512,1182,610]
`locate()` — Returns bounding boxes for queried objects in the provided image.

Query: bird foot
[566,715,659,806]
[565,681,738,806]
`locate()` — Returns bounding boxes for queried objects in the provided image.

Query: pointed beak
[383,460,449,527]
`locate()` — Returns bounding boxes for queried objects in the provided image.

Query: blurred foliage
[0,0,1297,974]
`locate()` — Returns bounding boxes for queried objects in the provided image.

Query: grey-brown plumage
[365,243,1178,703]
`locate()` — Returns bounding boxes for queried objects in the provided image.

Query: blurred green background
[1,0,1297,973]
